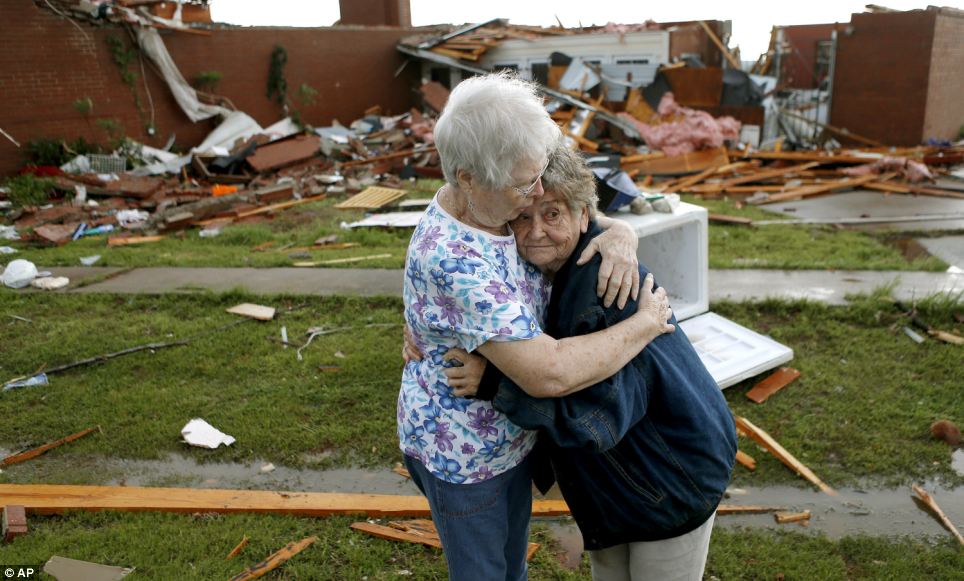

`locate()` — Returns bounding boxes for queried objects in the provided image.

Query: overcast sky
[211,1,962,58]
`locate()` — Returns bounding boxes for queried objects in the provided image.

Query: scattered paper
[181,418,236,449]
[80,255,102,266]
[3,373,49,392]
[31,276,70,290]
[260,462,276,473]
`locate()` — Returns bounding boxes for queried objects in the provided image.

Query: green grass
[3,185,951,271]
[1,512,961,580]
[683,195,950,271]
[0,292,960,488]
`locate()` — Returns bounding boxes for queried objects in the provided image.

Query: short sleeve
[420,262,543,353]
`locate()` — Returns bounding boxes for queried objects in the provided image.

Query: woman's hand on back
[577,218,640,310]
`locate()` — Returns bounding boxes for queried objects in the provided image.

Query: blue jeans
[404,453,533,581]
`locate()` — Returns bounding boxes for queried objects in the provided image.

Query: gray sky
[211,1,962,59]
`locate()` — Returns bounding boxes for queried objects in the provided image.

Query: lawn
[2,188,950,271]
[0,291,961,578]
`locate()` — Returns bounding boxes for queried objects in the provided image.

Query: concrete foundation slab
[761,190,964,231]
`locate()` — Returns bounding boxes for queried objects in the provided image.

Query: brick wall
[781,24,842,90]
[829,10,936,145]
[923,9,964,141]
[0,0,420,175]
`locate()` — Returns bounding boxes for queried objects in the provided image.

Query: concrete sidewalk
[38,266,964,305]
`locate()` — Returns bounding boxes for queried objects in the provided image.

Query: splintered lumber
[0,484,572,517]
[340,146,436,168]
[107,235,165,246]
[912,484,964,545]
[226,303,276,321]
[623,147,729,176]
[226,535,249,559]
[774,510,811,524]
[698,20,742,70]
[928,329,964,345]
[735,450,757,471]
[711,161,820,191]
[755,173,886,204]
[1,426,100,467]
[863,181,964,200]
[352,519,541,559]
[661,165,719,194]
[745,367,800,404]
[194,194,328,227]
[228,535,317,581]
[335,186,408,210]
[733,416,837,496]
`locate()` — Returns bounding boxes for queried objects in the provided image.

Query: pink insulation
[842,156,933,183]
[619,92,741,157]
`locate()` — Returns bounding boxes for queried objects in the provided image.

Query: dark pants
[404,453,534,581]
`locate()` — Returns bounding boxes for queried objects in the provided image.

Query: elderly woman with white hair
[398,73,675,581]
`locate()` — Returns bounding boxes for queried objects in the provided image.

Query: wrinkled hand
[443,348,487,398]
[637,273,675,337]
[401,324,423,363]
[576,220,640,309]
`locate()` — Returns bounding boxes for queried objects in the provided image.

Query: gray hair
[542,145,598,220]
[434,72,561,191]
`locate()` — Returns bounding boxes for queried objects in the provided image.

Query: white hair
[434,72,561,191]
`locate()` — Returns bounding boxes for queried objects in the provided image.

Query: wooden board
[228,535,316,581]
[735,450,757,471]
[756,173,884,204]
[623,147,729,176]
[352,518,540,560]
[107,235,165,247]
[0,484,572,517]
[334,186,408,210]
[734,416,837,496]
[745,367,800,404]
[774,510,811,524]
[1,426,99,467]
[226,303,276,321]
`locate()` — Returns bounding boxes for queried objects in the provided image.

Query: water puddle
[889,237,934,262]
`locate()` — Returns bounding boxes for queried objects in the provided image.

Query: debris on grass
[2,505,27,544]
[227,535,317,581]
[226,303,276,321]
[911,484,964,545]
[930,420,961,447]
[226,535,249,560]
[734,415,837,496]
[1,426,100,467]
[392,462,411,479]
[350,519,541,560]
[43,555,134,581]
[774,510,811,524]
[735,450,757,471]
[3,372,48,392]
[745,367,801,404]
[181,418,236,449]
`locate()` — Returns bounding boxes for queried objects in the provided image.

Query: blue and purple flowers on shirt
[397,194,549,483]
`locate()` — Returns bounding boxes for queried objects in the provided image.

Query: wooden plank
[735,450,757,471]
[745,151,896,164]
[713,162,821,190]
[623,147,729,176]
[226,303,275,321]
[341,146,436,168]
[351,521,443,549]
[662,165,719,194]
[708,214,754,226]
[226,535,249,559]
[863,181,964,200]
[0,484,572,517]
[912,485,964,545]
[195,194,328,226]
[228,535,316,581]
[698,21,742,70]
[734,416,837,496]
[335,186,408,210]
[756,173,884,204]
[774,510,811,524]
[745,367,800,404]
[107,235,165,247]
[1,427,100,467]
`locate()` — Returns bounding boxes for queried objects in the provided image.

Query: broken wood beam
[662,165,719,194]
[735,450,757,471]
[107,235,165,247]
[0,484,572,518]
[733,416,837,496]
[698,20,742,70]
[754,173,888,204]
[912,484,964,545]
[341,146,436,168]
[708,214,753,226]
[228,535,317,581]
[863,181,964,200]
[715,161,821,190]
[352,519,541,559]
[774,510,811,524]
[226,535,249,560]
[1,426,101,467]
[715,504,787,515]
[745,367,800,404]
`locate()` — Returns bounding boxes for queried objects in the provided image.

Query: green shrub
[3,174,55,208]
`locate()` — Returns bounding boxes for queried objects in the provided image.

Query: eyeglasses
[510,158,550,198]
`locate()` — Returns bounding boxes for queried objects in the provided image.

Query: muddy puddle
[888,237,935,262]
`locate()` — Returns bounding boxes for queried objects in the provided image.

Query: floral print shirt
[397,193,550,484]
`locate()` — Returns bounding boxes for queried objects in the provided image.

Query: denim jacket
[489,222,737,549]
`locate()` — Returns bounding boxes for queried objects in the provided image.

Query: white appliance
[616,202,793,389]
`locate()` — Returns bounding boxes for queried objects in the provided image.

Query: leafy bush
[3,174,55,208]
